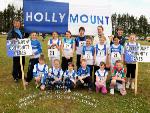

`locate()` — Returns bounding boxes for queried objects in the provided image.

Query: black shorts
[126,64,136,78]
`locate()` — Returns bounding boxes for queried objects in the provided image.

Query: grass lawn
[0,35,150,113]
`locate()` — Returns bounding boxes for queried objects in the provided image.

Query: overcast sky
[0,0,150,22]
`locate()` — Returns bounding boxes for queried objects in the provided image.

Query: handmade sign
[125,45,150,63]
[125,44,150,95]
[6,39,32,57]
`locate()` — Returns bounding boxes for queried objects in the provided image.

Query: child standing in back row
[75,27,86,70]
[81,36,95,77]
[61,31,75,71]
[48,32,61,67]
[125,34,140,90]
[94,36,110,76]
[109,36,124,69]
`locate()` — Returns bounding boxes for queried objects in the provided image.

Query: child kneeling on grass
[64,62,78,93]
[95,62,108,94]
[76,59,93,92]
[46,59,64,90]
[33,54,48,90]
[110,60,127,95]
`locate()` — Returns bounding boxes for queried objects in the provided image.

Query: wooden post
[135,62,138,96]
[20,56,26,90]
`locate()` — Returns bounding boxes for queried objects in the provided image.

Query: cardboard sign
[6,39,32,57]
[125,45,150,62]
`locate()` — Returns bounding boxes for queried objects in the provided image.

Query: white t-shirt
[95,44,109,66]
[110,44,124,65]
[48,38,61,58]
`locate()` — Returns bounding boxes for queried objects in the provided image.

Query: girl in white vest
[48,32,61,67]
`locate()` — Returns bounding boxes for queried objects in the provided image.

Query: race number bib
[48,49,58,57]
[97,50,105,57]
[39,72,44,77]
[79,41,86,47]
[84,51,93,59]
[112,52,121,59]
[64,43,71,50]
[99,77,105,81]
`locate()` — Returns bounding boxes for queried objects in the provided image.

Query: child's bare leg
[131,78,135,89]
[126,77,131,89]
[110,79,116,89]
[120,80,127,96]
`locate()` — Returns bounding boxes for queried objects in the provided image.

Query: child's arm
[94,48,96,60]
[94,48,96,64]
[106,47,110,68]
[33,64,37,77]
[73,72,78,84]
[96,75,100,82]
[77,68,83,80]
[56,40,61,50]
[48,40,51,49]
[74,38,77,51]
[102,71,108,83]
[80,46,85,61]
[61,41,65,56]
[72,40,75,55]
[121,45,125,63]
[108,47,111,66]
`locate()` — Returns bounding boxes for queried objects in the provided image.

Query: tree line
[0,4,150,37]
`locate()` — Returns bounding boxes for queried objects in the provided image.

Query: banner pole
[135,62,138,96]
[20,56,26,90]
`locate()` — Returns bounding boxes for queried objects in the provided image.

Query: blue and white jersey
[110,44,124,64]
[31,39,42,58]
[64,70,77,81]
[125,42,140,64]
[48,38,61,58]
[49,67,64,79]
[95,69,108,86]
[77,66,90,77]
[82,45,95,65]
[62,37,75,57]
[75,36,86,55]
[33,63,48,84]
[95,44,108,66]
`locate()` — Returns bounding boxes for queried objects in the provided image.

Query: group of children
[25,26,139,95]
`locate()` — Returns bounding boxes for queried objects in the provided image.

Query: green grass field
[0,35,150,113]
